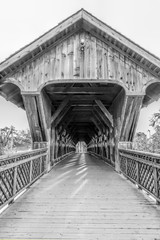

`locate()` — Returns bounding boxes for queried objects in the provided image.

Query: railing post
[13,166,18,196]
[153,166,160,205]
[30,160,33,183]
[125,158,128,175]
[136,161,142,189]
[40,156,42,174]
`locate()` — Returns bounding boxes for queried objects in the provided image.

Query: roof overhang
[1,8,160,80]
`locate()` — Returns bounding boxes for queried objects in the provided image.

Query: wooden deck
[0,153,160,240]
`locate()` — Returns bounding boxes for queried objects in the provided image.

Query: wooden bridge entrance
[0,8,160,239]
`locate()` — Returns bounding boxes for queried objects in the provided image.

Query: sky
[0,0,160,132]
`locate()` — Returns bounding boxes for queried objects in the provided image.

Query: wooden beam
[22,95,43,142]
[93,112,106,130]
[93,107,111,128]
[91,117,101,132]
[95,100,113,127]
[6,89,20,101]
[46,87,114,94]
[51,96,70,124]
[54,105,71,127]
[120,96,143,141]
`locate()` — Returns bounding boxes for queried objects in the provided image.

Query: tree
[133,132,148,151]
[149,125,160,153]
[0,126,31,155]
[13,129,31,148]
[150,111,160,128]
[0,126,16,155]
[148,109,160,153]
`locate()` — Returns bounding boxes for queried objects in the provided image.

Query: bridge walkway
[0,153,160,239]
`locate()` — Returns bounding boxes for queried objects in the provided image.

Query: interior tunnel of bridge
[42,82,124,166]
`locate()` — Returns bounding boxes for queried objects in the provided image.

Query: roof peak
[1,8,160,78]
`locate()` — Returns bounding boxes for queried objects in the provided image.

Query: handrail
[119,148,160,160]
[119,148,160,204]
[0,148,48,166]
[0,148,48,209]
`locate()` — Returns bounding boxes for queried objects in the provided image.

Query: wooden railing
[119,149,160,204]
[0,148,48,209]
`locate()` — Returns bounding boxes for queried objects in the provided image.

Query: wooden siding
[12,32,157,92]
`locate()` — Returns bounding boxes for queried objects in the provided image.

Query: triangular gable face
[0,9,160,95]
[9,30,158,93]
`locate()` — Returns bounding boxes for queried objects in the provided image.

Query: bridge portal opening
[43,82,124,165]
[76,141,87,153]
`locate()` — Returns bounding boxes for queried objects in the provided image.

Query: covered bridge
[0,9,160,239]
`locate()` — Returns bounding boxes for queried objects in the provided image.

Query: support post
[22,91,52,171]
[109,90,144,172]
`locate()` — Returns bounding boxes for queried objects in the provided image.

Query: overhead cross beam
[51,96,71,124]
[95,100,113,127]
[46,87,113,94]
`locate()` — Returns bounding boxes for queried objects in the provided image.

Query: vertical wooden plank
[153,166,160,204]
[83,32,88,79]
[54,45,59,79]
[90,35,97,79]
[68,36,74,78]
[29,160,33,183]
[103,45,108,79]
[96,39,103,79]
[87,33,91,78]
[50,48,56,80]
[119,54,125,83]
[107,46,114,79]
[113,50,119,80]
[61,41,66,79]
[13,166,17,196]
[73,33,80,78]
[79,32,85,78]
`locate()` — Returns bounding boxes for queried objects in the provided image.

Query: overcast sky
[0,0,160,133]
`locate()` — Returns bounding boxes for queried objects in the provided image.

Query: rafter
[93,106,112,128]
[91,117,101,132]
[54,105,72,127]
[95,100,113,127]
[51,96,70,124]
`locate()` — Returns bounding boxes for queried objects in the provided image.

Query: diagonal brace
[95,100,113,127]
[51,96,71,124]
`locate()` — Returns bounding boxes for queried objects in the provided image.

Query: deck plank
[0,153,160,240]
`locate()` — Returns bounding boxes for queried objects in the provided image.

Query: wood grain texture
[0,153,160,240]
[120,95,143,141]
[12,31,157,94]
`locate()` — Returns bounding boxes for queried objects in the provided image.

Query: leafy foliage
[0,126,31,155]
[133,109,160,153]
[150,112,160,128]
[133,132,148,151]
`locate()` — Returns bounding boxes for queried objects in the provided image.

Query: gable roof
[1,8,160,80]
